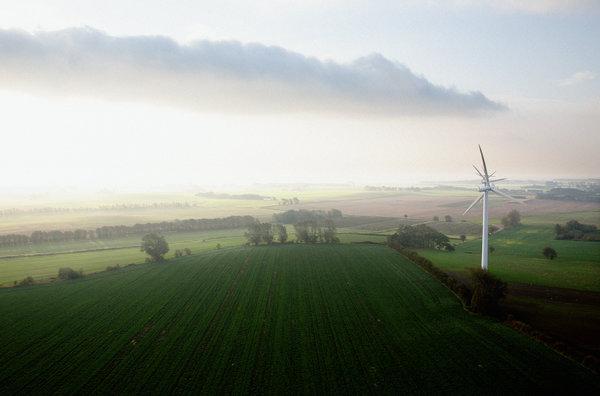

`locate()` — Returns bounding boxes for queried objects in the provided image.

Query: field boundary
[391,244,600,375]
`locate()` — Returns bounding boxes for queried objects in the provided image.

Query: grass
[0,244,597,393]
[0,227,388,286]
[0,229,247,286]
[418,224,600,292]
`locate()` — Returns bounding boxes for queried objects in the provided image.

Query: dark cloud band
[0,27,506,116]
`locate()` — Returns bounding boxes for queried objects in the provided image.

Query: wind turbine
[463,145,521,271]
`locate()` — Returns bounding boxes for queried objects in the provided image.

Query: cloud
[441,0,600,14]
[0,27,505,117]
[557,71,596,87]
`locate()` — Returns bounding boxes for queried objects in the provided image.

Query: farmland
[418,224,600,292]
[1,244,598,394]
[417,220,600,364]
[0,226,390,287]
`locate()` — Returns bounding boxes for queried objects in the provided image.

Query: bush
[58,267,83,280]
[174,249,183,258]
[501,209,521,228]
[106,264,120,271]
[18,276,35,286]
[184,248,192,255]
[469,269,507,317]
[542,246,557,260]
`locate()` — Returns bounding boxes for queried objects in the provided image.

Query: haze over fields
[1,0,599,191]
[1,2,600,393]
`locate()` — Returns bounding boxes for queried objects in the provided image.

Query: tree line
[555,220,599,241]
[0,215,256,247]
[273,209,342,224]
[245,209,342,245]
[388,224,454,251]
[0,202,203,217]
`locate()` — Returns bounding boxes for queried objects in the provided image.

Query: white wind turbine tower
[463,145,522,271]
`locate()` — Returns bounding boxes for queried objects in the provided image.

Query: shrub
[58,267,83,280]
[184,248,192,255]
[106,264,120,271]
[469,269,507,317]
[501,209,521,228]
[542,246,557,260]
[174,249,183,258]
[18,276,35,286]
[216,243,221,250]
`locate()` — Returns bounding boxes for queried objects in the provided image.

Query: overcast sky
[0,1,599,189]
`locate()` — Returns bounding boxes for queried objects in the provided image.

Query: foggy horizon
[1,1,599,188]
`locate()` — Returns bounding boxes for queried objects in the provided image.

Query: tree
[459,234,466,243]
[501,209,521,228]
[404,214,408,219]
[174,249,183,258]
[261,223,274,244]
[276,224,288,243]
[294,221,321,243]
[322,219,339,244]
[388,224,450,250]
[141,233,170,261]
[184,248,192,255]
[444,215,453,223]
[245,222,263,245]
[245,222,273,245]
[542,246,557,260]
[489,246,495,254]
[433,216,440,222]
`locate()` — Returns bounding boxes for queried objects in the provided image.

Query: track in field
[0,244,598,393]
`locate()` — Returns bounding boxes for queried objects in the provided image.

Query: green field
[0,227,389,286]
[0,229,247,286]
[419,224,600,292]
[0,244,598,393]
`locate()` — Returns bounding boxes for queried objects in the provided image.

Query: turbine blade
[478,144,490,181]
[489,171,496,178]
[472,165,484,179]
[463,194,484,215]
[491,188,522,203]
[490,178,506,183]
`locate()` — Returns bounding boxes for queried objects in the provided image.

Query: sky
[0,1,599,189]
